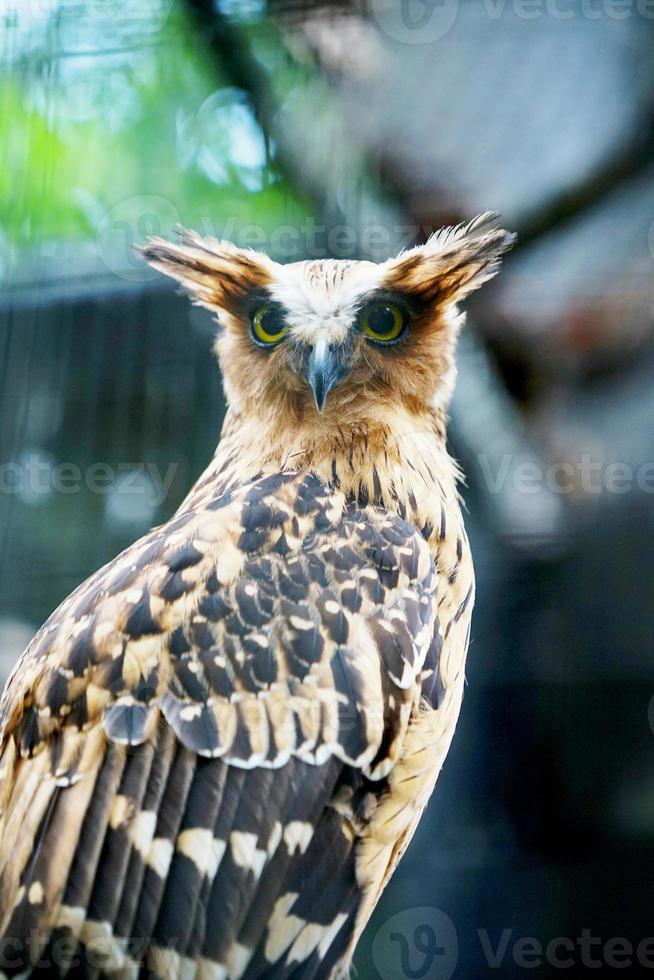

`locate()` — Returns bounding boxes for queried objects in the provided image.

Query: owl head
[142,214,513,428]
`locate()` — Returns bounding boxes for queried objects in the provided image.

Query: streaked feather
[0,219,509,975]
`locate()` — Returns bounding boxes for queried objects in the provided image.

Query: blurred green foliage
[0,0,309,283]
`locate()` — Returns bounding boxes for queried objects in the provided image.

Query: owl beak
[306,337,348,412]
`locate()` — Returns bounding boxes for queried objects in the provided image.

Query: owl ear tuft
[384,212,515,304]
[139,228,274,311]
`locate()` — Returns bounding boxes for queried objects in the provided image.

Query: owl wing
[0,472,444,979]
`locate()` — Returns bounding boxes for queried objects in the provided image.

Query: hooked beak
[306,337,349,412]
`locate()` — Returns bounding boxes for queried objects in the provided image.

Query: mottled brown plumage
[0,214,513,978]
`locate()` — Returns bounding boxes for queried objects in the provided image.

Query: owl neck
[182,403,463,539]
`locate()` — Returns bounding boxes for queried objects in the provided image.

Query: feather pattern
[0,217,512,977]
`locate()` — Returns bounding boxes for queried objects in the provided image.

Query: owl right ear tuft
[139,228,275,311]
[384,212,516,305]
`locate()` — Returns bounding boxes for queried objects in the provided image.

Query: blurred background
[2,1,654,977]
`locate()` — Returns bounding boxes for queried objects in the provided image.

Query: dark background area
[2,2,654,977]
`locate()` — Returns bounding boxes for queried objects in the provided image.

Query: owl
[0,214,513,979]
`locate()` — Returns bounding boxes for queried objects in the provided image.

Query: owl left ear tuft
[139,228,274,312]
[384,212,515,304]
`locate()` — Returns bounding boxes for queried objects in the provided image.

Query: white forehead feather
[266,258,385,344]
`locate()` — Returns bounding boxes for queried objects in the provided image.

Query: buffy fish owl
[0,214,513,978]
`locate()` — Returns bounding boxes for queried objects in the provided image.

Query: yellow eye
[359,301,407,344]
[250,304,288,346]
